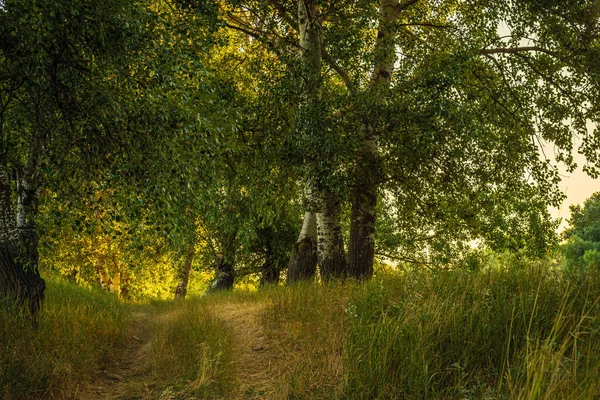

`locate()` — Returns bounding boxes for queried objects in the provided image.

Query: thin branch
[268,0,297,31]
[479,46,557,57]
[375,251,435,270]
[224,19,265,40]
[398,22,450,29]
[322,49,356,95]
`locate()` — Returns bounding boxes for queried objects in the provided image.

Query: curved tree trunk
[260,242,281,287]
[348,0,399,279]
[174,241,195,299]
[206,230,237,293]
[287,208,318,283]
[0,167,45,319]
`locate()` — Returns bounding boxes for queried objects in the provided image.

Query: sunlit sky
[549,121,599,233]
[493,23,599,233]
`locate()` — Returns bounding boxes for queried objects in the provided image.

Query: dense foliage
[0,0,598,299]
[562,192,600,272]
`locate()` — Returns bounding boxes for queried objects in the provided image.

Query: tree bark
[206,255,234,293]
[0,167,45,319]
[348,0,399,280]
[287,0,325,282]
[260,242,281,286]
[287,206,318,283]
[175,241,195,299]
[317,190,347,280]
[206,230,236,293]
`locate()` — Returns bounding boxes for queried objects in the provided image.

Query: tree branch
[479,46,557,57]
[392,0,421,19]
[267,0,297,31]
[375,251,435,270]
[322,49,356,95]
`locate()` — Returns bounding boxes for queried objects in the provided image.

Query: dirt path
[211,302,275,399]
[76,301,275,399]
[77,308,154,400]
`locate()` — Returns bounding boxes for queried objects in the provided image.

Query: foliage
[562,192,600,273]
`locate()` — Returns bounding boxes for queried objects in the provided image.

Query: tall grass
[0,276,129,399]
[147,297,234,399]
[4,262,600,399]
[346,266,600,399]
[262,282,351,399]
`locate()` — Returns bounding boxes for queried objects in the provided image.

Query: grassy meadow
[2,262,600,399]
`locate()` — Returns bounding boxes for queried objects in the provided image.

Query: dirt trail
[77,308,154,400]
[76,300,275,399]
[211,302,275,399]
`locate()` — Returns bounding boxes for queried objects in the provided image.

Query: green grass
[3,263,600,399]
[147,297,234,399]
[261,281,351,399]
[0,275,129,399]
[345,266,600,399]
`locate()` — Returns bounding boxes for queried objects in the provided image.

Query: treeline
[1,0,600,305]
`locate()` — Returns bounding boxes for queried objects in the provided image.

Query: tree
[0,0,158,312]
[170,0,600,278]
[562,192,600,272]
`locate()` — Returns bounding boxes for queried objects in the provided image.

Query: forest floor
[76,300,274,400]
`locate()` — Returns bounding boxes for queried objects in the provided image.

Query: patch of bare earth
[76,309,154,400]
[211,302,274,399]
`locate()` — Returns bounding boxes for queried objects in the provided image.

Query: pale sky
[492,24,600,233]
[549,121,600,233]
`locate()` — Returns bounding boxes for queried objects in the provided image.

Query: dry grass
[0,276,129,399]
[5,265,600,399]
[260,282,352,399]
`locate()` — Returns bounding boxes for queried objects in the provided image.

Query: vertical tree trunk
[206,231,236,293]
[0,167,45,318]
[287,0,323,282]
[175,241,195,299]
[317,190,346,280]
[289,0,347,281]
[348,0,399,279]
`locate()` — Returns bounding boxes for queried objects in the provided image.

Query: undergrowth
[147,298,234,399]
[3,263,600,400]
[345,266,600,399]
[0,276,129,399]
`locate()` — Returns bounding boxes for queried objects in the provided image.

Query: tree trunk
[175,241,195,299]
[206,255,234,293]
[287,186,318,283]
[348,0,399,279]
[206,230,236,293]
[260,243,280,287]
[288,0,348,281]
[16,174,40,275]
[0,167,45,319]
[317,190,347,280]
